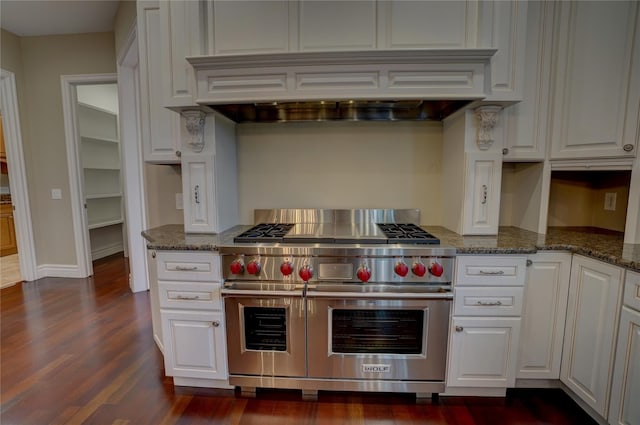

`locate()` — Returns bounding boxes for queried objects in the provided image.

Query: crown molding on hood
[185,49,498,122]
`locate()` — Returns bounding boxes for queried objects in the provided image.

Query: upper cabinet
[548,1,640,160]
[138,1,182,163]
[158,1,526,107]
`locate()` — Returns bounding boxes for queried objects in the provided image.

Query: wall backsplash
[547,170,631,232]
[236,121,443,225]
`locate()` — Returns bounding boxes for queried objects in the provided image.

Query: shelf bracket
[181,109,206,153]
[474,105,502,150]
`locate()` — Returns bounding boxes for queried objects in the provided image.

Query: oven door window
[243,307,287,351]
[331,309,424,354]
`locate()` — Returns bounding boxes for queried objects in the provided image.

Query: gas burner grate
[234,223,295,243]
[376,223,440,245]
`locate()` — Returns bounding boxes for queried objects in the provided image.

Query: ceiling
[1,0,119,37]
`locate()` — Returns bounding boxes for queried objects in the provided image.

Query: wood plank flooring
[1,254,598,425]
[0,253,22,288]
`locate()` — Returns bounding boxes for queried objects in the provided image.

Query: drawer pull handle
[478,270,505,275]
[212,321,220,327]
[175,266,199,271]
[175,295,201,300]
[455,326,464,332]
[476,301,502,306]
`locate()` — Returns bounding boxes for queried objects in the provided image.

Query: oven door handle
[221,288,304,297]
[306,289,453,300]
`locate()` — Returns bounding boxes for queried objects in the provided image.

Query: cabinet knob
[623,144,634,152]
[502,148,509,155]
[151,251,156,258]
[176,150,182,157]
[212,321,220,327]
[455,326,464,332]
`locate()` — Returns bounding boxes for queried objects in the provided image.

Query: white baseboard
[36,264,84,279]
[91,242,124,261]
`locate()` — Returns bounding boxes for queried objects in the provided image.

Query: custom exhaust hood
[186,49,497,123]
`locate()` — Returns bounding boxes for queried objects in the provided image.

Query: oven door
[307,285,451,381]
[222,282,306,378]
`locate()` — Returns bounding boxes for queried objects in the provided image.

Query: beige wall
[547,171,630,232]
[114,0,137,57]
[17,33,116,265]
[236,121,443,225]
[145,164,184,228]
[500,162,544,232]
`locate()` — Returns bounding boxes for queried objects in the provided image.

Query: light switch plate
[51,188,62,199]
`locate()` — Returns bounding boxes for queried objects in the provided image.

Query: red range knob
[356,265,371,283]
[394,261,409,277]
[280,260,294,276]
[429,261,444,277]
[229,259,244,275]
[298,264,314,282]
[246,259,261,275]
[412,261,427,277]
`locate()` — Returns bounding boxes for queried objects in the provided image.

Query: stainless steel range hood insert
[187,49,496,123]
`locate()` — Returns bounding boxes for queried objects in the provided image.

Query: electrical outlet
[51,188,62,199]
[604,192,617,211]
[176,193,183,210]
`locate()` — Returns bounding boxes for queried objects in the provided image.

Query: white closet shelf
[84,166,120,171]
[88,219,124,230]
[85,193,122,200]
[81,135,119,144]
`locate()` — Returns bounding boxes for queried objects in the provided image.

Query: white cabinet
[549,1,640,160]
[463,153,503,235]
[160,0,203,107]
[608,270,640,425]
[447,256,525,389]
[147,250,163,352]
[181,113,238,234]
[138,0,182,163]
[502,0,554,161]
[161,309,227,380]
[155,251,232,388]
[560,255,624,418]
[448,316,521,388]
[78,103,125,260]
[517,252,571,380]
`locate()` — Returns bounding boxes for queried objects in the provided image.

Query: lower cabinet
[447,316,521,388]
[161,309,228,380]
[560,255,624,419]
[608,270,640,425]
[517,252,571,380]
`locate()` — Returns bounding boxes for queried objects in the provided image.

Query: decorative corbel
[181,109,206,153]
[474,105,502,150]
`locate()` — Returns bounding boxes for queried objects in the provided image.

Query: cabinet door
[462,153,502,235]
[298,1,376,51]
[380,1,478,49]
[160,1,203,107]
[502,0,553,161]
[138,1,181,163]
[560,255,623,418]
[147,250,163,352]
[517,252,571,380]
[161,309,228,380]
[608,306,640,425]
[208,0,292,55]
[181,153,217,234]
[0,206,17,257]
[549,1,640,159]
[447,316,521,387]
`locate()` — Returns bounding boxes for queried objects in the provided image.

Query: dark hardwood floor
[1,253,598,425]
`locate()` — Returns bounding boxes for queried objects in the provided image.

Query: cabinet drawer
[159,281,222,310]
[454,286,524,316]
[156,251,220,281]
[455,256,527,286]
[624,270,640,311]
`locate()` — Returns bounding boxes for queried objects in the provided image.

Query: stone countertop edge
[142,224,640,273]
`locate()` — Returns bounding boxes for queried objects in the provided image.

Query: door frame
[117,24,150,293]
[61,73,118,277]
[0,69,37,282]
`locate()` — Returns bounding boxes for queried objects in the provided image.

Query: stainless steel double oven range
[219,209,454,399]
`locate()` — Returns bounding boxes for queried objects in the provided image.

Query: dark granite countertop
[142,224,640,273]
